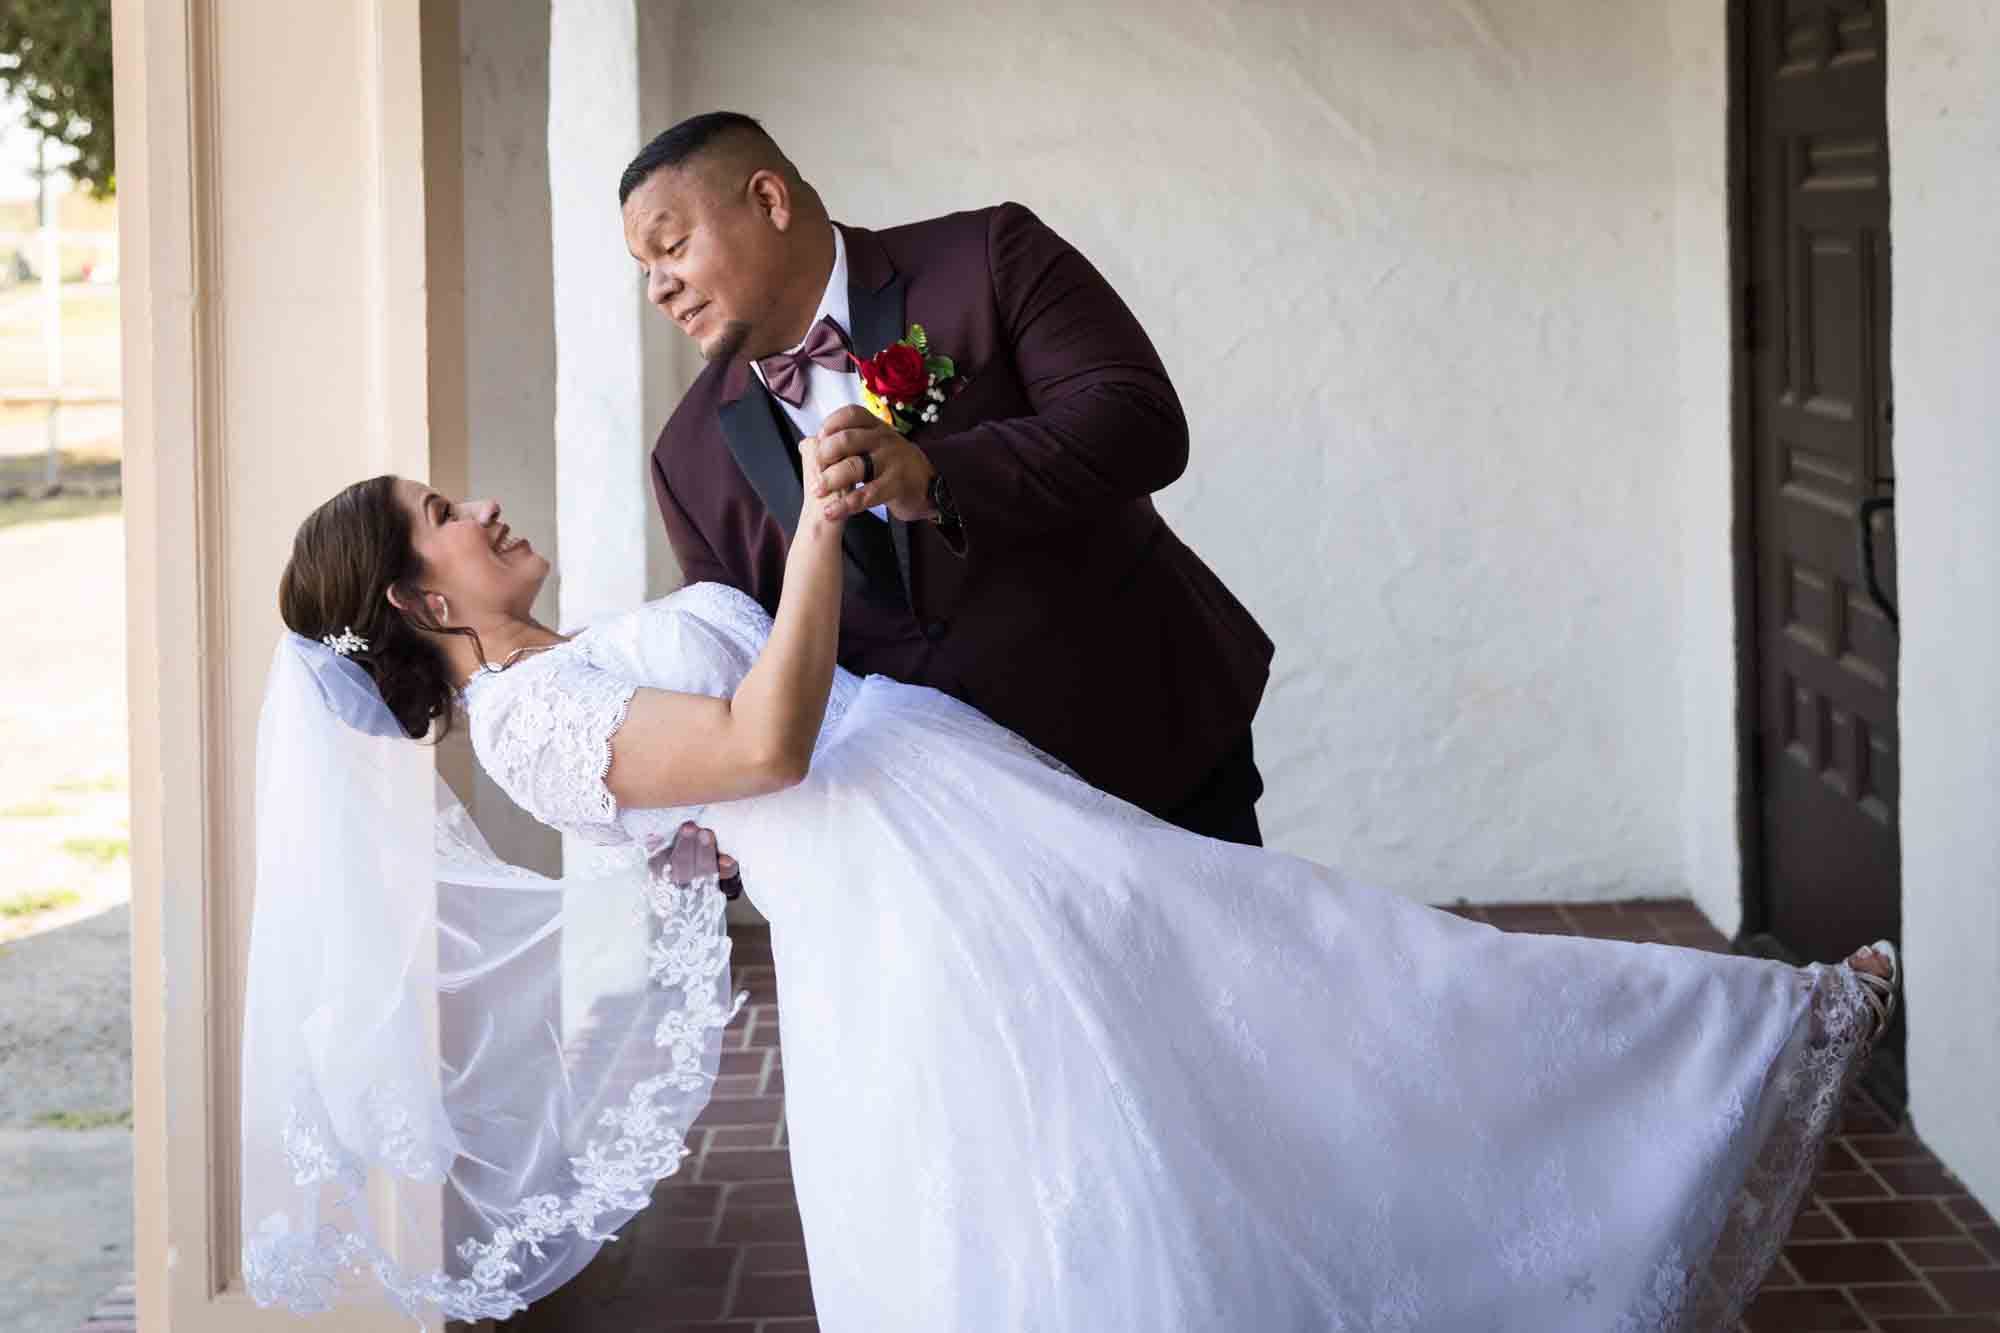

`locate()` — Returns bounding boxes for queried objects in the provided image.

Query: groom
[623,112,1273,844]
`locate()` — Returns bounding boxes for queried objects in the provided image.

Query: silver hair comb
[322,627,369,658]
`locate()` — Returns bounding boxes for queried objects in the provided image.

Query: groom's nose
[648,266,679,311]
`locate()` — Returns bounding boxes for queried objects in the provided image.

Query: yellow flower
[856,378,904,430]
[859,382,902,431]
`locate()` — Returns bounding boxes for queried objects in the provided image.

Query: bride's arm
[602,438,847,808]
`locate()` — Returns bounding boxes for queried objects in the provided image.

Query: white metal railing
[2,390,122,491]
[0,150,122,493]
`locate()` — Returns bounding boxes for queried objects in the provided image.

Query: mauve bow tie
[756,315,853,406]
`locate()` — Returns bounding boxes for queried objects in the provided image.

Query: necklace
[496,639,565,670]
[458,636,569,696]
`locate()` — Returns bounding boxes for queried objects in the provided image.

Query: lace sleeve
[470,656,639,845]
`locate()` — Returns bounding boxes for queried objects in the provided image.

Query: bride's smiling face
[390,479,549,620]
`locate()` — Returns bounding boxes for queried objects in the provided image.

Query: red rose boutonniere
[851,323,955,435]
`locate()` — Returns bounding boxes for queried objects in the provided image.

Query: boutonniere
[850,323,955,435]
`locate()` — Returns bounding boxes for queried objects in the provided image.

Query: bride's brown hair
[277,475,482,740]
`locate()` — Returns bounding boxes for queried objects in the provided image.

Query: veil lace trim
[243,823,746,1323]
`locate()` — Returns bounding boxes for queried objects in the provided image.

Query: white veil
[240,633,743,1322]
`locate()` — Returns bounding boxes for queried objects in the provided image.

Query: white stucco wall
[665,0,1703,902]
[1891,0,2000,1217]
[1669,1,1742,934]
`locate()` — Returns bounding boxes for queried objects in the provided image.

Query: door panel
[1745,0,1900,993]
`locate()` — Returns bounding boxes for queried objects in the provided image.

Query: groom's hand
[659,821,743,899]
[812,404,939,522]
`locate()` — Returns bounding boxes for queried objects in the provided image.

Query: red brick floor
[89,903,1998,1332]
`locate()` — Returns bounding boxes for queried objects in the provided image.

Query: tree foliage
[0,0,114,198]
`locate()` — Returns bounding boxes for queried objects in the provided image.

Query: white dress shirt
[752,227,887,521]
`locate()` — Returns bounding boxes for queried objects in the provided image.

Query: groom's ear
[747,168,794,232]
[385,584,415,615]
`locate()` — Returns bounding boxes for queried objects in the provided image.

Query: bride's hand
[799,436,849,536]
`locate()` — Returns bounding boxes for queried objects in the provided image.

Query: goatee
[706,320,753,365]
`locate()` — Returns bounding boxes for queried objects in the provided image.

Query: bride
[242,444,1897,1331]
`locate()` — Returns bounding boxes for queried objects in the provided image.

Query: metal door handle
[1857,496,1898,628]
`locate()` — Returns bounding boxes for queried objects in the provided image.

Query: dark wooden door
[1743,0,1899,997]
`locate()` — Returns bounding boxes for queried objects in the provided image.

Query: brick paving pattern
[90,903,1999,1332]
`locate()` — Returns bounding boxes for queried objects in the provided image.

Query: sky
[0,91,77,203]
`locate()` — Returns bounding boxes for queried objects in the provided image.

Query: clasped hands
[807,404,939,523]
[700,411,935,893]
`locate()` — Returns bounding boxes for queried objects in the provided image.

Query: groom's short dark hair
[619,111,769,205]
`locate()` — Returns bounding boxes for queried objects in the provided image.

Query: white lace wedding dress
[465,581,1874,1333]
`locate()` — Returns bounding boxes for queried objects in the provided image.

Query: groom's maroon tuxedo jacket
[650,203,1272,819]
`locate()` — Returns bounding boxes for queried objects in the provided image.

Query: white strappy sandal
[1848,939,1901,1046]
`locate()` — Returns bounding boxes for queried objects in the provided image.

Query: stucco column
[432,0,564,877]
[546,0,657,976]
[548,0,650,633]
[545,1,710,932]
[1891,0,2000,1216]
[115,0,452,1325]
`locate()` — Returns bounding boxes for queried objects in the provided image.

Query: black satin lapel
[758,389,904,602]
[718,384,803,543]
[889,519,913,609]
[847,269,915,607]
[849,270,908,359]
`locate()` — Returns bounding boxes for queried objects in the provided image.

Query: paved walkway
[0,906,133,1332]
[2,508,134,1332]
[4,1127,132,1332]
[490,902,2000,1333]
[69,1276,133,1332]
[0,511,131,944]
[0,905,133,1333]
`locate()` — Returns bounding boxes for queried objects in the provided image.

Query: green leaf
[0,0,117,198]
[907,324,929,354]
[926,355,956,380]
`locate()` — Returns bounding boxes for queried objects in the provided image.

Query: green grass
[0,888,81,918]
[0,799,73,817]
[32,1108,132,1130]
[61,834,128,865]
[53,774,124,795]
[0,491,120,530]
[0,445,121,488]
[0,442,123,531]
